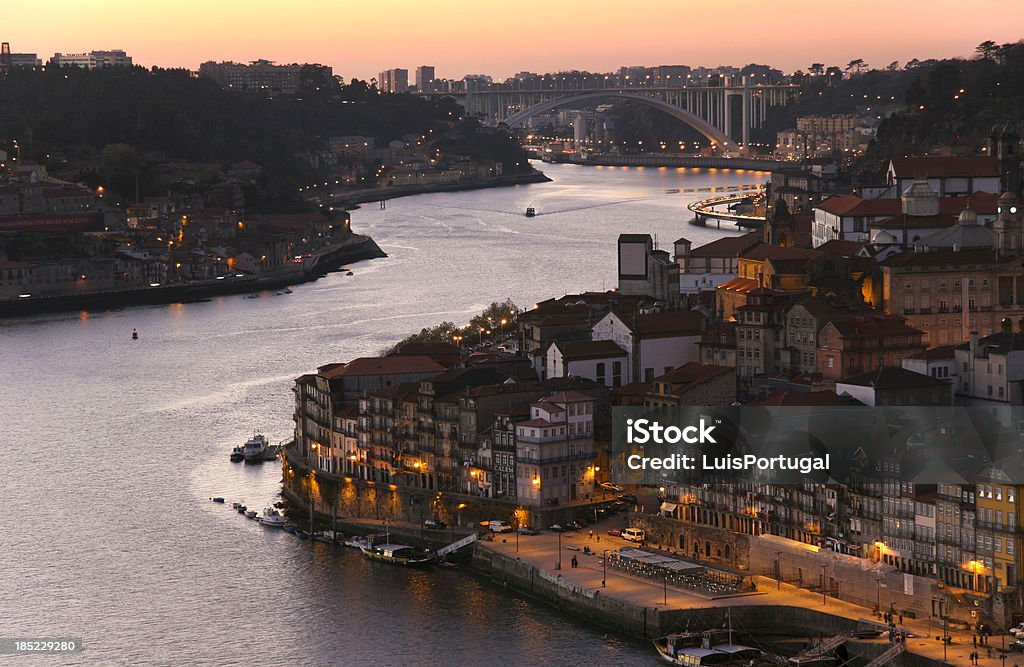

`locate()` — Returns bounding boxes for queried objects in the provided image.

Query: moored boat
[229,445,245,462]
[242,433,269,463]
[525,206,536,217]
[259,507,286,528]
[360,543,434,567]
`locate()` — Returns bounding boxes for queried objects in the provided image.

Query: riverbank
[327,169,551,207]
[541,153,784,171]
[0,234,386,317]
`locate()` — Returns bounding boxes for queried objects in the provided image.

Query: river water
[0,163,760,665]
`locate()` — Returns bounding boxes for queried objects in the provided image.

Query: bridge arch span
[502,92,737,152]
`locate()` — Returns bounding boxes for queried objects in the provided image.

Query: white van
[622,528,645,543]
[488,521,513,533]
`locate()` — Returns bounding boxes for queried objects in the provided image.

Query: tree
[809,63,825,77]
[846,59,867,75]
[100,143,141,200]
[886,61,901,72]
[976,40,999,61]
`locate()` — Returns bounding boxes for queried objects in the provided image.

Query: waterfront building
[50,50,132,69]
[975,465,1024,592]
[515,391,597,507]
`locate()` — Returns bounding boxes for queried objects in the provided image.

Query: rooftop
[838,366,948,390]
[888,156,1000,179]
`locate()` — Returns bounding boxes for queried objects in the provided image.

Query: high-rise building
[377,68,409,94]
[415,65,435,92]
[50,50,132,69]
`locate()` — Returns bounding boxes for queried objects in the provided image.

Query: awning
[660,502,678,514]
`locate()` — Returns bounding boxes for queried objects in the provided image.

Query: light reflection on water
[0,163,759,664]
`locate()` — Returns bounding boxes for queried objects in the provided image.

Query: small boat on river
[259,507,286,528]
[360,543,434,567]
[242,433,269,463]
[525,206,536,217]
[229,445,245,462]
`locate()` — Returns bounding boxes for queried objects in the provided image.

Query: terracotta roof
[740,245,821,262]
[554,339,627,360]
[612,381,652,397]
[321,356,446,378]
[838,366,949,389]
[631,310,704,337]
[889,156,1000,179]
[816,195,901,217]
[908,345,957,361]
[817,239,868,256]
[651,362,733,390]
[869,213,958,229]
[827,315,922,339]
[687,232,762,258]
[544,390,595,403]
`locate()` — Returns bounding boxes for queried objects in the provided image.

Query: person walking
[571,555,578,568]
[974,635,978,648]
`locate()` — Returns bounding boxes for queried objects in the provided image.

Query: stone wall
[628,514,752,571]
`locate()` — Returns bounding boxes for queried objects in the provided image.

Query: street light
[820,564,828,605]
[602,548,609,587]
[775,551,783,590]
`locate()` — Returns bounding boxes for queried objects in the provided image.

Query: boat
[346,270,353,276]
[245,294,260,299]
[261,443,281,461]
[236,505,247,514]
[283,288,293,294]
[131,328,139,340]
[654,626,780,666]
[360,543,434,567]
[232,502,243,510]
[313,530,340,543]
[344,533,386,550]
[211,497,225,504]
[229,445,245,462]
[242,433,269,463]
[259,507,286,528]
[294,528,310,540]
[245,509,258,519]
[525,207,536,217]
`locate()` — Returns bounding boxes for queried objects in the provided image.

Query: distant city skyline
[5,1,1023,82]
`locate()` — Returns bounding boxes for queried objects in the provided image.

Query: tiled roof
[827,315,922,339]
[687,232,762,258]
[740,245,821,262]
[838,366,948,389]
[632,310,704,337]
[816,195,900,217]
[651,362,733,390]
[907,345,957,361]
[321,356,446,378]
[817,239,868,256]
[747,389,855,407]
[882,248,1011,268]
[717,277,760,293]
[955,332,1024,355]
[889,156,1000,179]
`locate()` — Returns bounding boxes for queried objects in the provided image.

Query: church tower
[764,196,795,247]
[993,191,1022,256]
[991,124,1022,197]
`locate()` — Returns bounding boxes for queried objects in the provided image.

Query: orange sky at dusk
[6,1,1023,81]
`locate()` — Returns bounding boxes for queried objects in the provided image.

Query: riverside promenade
[476,521,996,667]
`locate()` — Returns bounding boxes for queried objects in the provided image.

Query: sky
[5,1,1023,82]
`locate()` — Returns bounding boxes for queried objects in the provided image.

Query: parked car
[1010,639,1024,652]
[423,519,447,529]
[607,528,623,537]
[599,482,624,493]
[565,520,584,530]
[1010,622,1024,638]
[617,493,638,504]
[517,526,539,535]
[548,524,567,532]
[622,528,646,543]
[488,520,513,533]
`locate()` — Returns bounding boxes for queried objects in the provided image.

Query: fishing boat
[344,533,387,550]
[242,433,269,463]
[525,206,536,217]
[360,543,434,567]
[229,445,245,462]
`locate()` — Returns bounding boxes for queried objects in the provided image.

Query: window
[596,362,606,384]
[827,357,834,368]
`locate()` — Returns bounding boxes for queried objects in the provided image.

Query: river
[0,163,761,665]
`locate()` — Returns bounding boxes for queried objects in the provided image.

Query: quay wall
[471,545,945,666]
